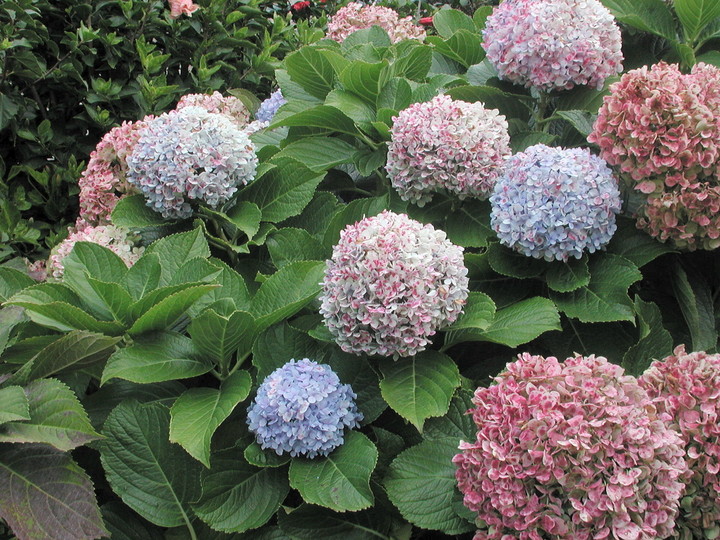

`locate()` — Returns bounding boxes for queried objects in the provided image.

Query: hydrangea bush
[490,144,621,261]
[326,2,426,43]
[386,95,511,206]
[454,353,689,540]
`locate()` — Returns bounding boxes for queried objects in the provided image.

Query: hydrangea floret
[320,210,469,358]
[246,359,363,458]
[454,353,689,540]
[326,2,426,44]
[490,144,621,261]
[482,0,623,91]
[385,95,511,206]
[126,106,257,219]
[168,0,198,19]
[176,92,250,128]
[589,62,720,250]
[48,222,144,280]
[639,345,720,540]
[78,119,153,225]
[254,89,287,124]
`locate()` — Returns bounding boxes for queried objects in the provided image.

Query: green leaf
[511,131,557,153]
[339,61,388,105]
[444,292,496,330]
[252,322,324,382]
[325,89,376,124]
[672,263,718,352]
[278,504,391,540]
[623,297,673,376]
[486,242,545,279]
[244,442,291,468]
[423,389,476,441]
[384,437,473,534]
[111,194,168,228]
[169,371,252,467]
[7,330,120,387]
[473,6,493,30]
[432,9,477,38]
[0,443,107,540]
[100,401,202,527]
[0,94,20,131]
[443,200,495,248]
[289,431,377,512]
[275,137,357,172]
[0,268,35,302]
[377,77,413,111]
[0,386,30,424]
[127,284,217,336]
[550,254,642,323]
[193,447,289,533]
[85,278,134,324]
[7,299,125,335]
[325,352,387,424]
[341,26,392,50]
[102,332,212,385]
[545,256,591,293]
[189,309,256,367]
[144,228,210,286]
[283,192,341,239]
[392,44,432,81]
[167,258,222,286]
[0,379,100,451]
[286,47,337,100]
[101,501,164,540]
[427,30,485,68]
[379,351,460,432]
[250,261,326,332]
[600,0,678,40]
[322,194,389,248]
[607,216,676,267]
[674,0,720,41]
[556,110,597,138]
[446,85,530,121]
[240,158,325,223]
[274,105,360,136]
[122,253,162,300]
[267,228,328,268]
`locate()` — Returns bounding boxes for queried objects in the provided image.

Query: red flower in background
[419,16,433,25]
[291,0,311,12]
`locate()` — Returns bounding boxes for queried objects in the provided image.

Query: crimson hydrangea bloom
[482,0,623,91]
[454,353,689,540]
[639,346,720,539]
[77,118,153,225]
[126,106,257,219]
[246,359,363,458]
[326,2,426,43]
[320,210,468,358]
[385,95,511,206]
[176,92,250,128]
[490,144,621,261]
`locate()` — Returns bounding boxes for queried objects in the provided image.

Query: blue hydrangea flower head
[126,106,257,219]
[490,144,621,261]
[255,90,286,124]
[247,358,363,458]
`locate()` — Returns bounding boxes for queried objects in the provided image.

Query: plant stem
[535,91,551,133]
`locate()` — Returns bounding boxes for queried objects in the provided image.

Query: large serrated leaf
[122,253,162,301]
[672,263,718,352]
[545,256,591,293]
[126,284,217,336]
[278,504,392,540]
[252,322,324,382]
[339,60,388,105]
[623,297,673,376]
[607,216,676,267]
[392,44,432,81]
[286,47,337,99]
[101,502,164,540]
[0,379,100,451]
[550,254,642,323]
[273,105,360,136]
[674,0,720,41]
[8,301,125,335]
[384,437,473,534]
[601,0,678,40]
[144,228,210,286]
[61,242,130,309]
[427,30,485,68]
[169,371,252,467]
[289,431,377,512]
[274,138,356,172]
[0,443,107,540]
[0,386,30,424]
[111,194,168,228]
[443,200,495,248]
[193,447,289,533]
[101,332,212,385]
[322,194,389,248]
[0,268,35,302]
[379,351,460,432]
[444,292,496,331]
[267,228,328,269]
[432,8,477,38]
[189,309,256,367]
[100,401,202,528]
[423,389,476,441]
[325,351,387,424]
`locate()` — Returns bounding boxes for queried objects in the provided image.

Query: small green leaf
[444,292,496,330]
[0,386,30,424]
[379,351,460,432]
[289,431,377,512]
[144,228,210,286]
[623,297,673,376]
[244,442,291,468]
[672,263,718,352]
[169,371,252,467]
[428,30,485,68]
[556,110,597,138]
[545,256,591,293]
[111,194,168,228]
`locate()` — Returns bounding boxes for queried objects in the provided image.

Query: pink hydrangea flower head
[48,222,144,280]
[454,353,689,540]
[168,0,199,19]
[176,92,250,129]
[490,144,622,261]
[326,2,426,43]
[126,106,258,219]
[482,0,623,91]
[386,95,511,206]
[639,345,720,539]
[320,210,469,358]
[78,118,153,225]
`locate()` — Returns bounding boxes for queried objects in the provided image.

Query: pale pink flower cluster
[482,0,623,91]
[48,222,144,280]
[386,95,511,206]
[589,62,720,250]
[326,2,426,44]
[640,346,720,539]
[176,92,250,129]
[168,0,198,19]
[77,119,153,225]
[454,353,689,540]
[320,210,468,358]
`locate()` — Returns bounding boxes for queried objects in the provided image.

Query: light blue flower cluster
[126,106,257,219]
[490,144,621,262]
[254,90,286,123]
[247,359,363,459]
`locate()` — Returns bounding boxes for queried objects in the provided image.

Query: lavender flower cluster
[246,359,363,458]
[126,106,257,219]
[254,89,287,124]
[490,144,621,261]
[386,95,511,206]
[482,0,623,91]
[320,210,469,358]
